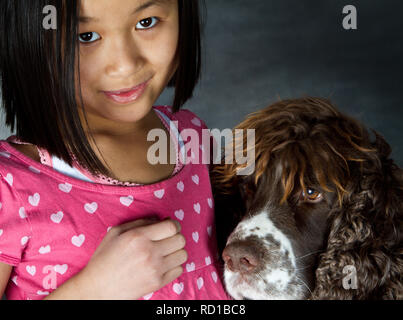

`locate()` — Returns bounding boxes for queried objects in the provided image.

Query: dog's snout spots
[229,211,295,262]
[223,210,305,299]
[265,234,280,247]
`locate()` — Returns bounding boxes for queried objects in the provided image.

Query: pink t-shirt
[0,106,230,300]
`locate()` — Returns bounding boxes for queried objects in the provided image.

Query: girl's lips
[103,80,149,104]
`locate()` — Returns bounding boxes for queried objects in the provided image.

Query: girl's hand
[74,218,187,300]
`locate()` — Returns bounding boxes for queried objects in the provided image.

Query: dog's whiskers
[295,250,324,260]
[283,264,315,272]
[294,274,312,296]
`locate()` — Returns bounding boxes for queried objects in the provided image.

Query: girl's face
[76,0,179,134]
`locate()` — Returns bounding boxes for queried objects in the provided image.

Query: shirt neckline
[0,106,192,195]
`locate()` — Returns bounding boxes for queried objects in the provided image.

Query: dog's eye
[301,188,322,202]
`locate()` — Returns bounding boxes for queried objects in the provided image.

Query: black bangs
[0,0,204,178]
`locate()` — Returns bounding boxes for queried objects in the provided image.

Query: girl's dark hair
[0,0,203,178]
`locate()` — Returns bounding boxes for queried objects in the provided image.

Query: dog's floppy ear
[311,133,403,300]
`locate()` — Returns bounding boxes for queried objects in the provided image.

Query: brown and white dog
[211,97,403,300]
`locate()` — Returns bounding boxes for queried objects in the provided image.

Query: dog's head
[211,97,403,300]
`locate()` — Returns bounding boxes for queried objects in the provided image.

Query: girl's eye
[136,17,159,30]
[78,32,101,44]
[301,188,322,202]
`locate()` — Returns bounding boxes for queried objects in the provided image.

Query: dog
[210,97,403,300]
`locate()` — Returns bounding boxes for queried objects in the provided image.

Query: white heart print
[54,264,68,275]
[191,174,199,185]
[0,229,3,237]
[154,189,165,199]
[186,262,195,272]
[191,117,202,127]
[143,292,153,300]
[50,211,63,224]
[21,236,29,246]
[71,234,85,247]
[205,256,212,266]
[174,209,184,221]
[211,271,218,283]
[19,207,27,219]
[58,183,72,193]
[39,245,51,254]
[120,195,134,207]
[177,181,184,192]
[207,198,213,208]
[28,193,40,206]
[192,232,199,243]
[197,277,204,290]
[173,282,184,295]
[26,265,36,276]
[193,203,201,214]
[5,173,13,186]
[84,202,98,214]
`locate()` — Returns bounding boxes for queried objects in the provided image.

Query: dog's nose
[222,242,259,274]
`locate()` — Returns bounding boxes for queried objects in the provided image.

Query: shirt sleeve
[0,173,32,266]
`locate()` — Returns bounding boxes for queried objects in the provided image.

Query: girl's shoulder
[3,143,41,163]
[0,136,42,164]
[0,139,46,189]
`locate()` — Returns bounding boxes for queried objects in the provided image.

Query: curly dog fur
[211,97,403,299]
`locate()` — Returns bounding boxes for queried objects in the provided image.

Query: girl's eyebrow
[79,0,170,23]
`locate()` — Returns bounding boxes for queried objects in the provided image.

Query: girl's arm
[43,269,98,300]
[0,262,12,298]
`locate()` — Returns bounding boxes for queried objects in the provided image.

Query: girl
[0,0,230,300]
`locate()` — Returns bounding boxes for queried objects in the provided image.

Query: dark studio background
[0,0,402,301]
[158,0,403,166]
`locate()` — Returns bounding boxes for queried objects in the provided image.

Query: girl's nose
[104,37,145,79]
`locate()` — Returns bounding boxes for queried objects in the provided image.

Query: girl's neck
[78,106,158,139]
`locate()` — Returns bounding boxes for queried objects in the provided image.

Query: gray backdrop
[0,0,402,301]
[1,0,402,167]
[159,0,402,166]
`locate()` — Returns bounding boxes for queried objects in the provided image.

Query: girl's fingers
[137,219,181,241]
[116,217,159,234]
[161,266,184,288]
[161,249,188,274]
[155,233,186,257]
